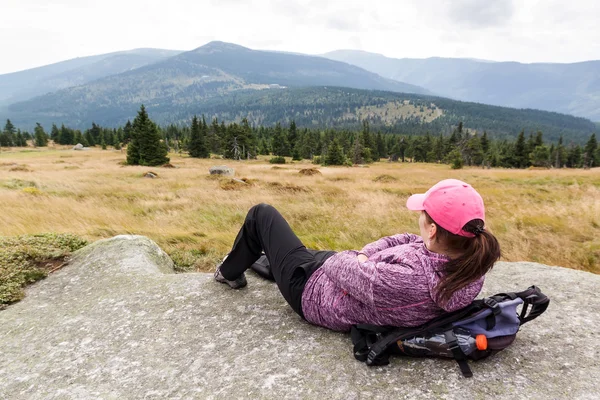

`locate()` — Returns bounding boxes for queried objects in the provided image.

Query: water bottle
[396,327,487,358]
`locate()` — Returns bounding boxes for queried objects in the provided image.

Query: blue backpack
[351,286,550,377]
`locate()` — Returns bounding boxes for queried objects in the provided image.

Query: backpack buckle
[484,298,501,315]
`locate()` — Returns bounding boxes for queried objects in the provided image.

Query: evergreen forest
[1,105,599,169]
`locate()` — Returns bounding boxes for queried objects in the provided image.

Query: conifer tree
[352,135,364,164]
[584,133,598,167]
[567,145,583,168]
[1,119,16,146]
[271,123,290,157]
[122,121,133,144]
[288,120,298,154]
[432,133,445,163]
[34,123,48,147]
[324,139,345,166]
[50,124,60,143]
[480,131,490,154]
[259,139,270,155]
[4,119,15,135]
[16,131,25,147]
[514,130,528,168]
[188,115,210,158]
[127,105,169,166]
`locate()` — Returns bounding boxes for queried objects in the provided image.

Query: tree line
[1,105,599,169]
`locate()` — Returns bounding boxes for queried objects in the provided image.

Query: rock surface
[1,235,599,399]
[209,165,235,176]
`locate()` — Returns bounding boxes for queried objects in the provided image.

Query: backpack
[351,286,550,377]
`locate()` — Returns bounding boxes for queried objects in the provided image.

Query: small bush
[299,168,321,176]
[9,165,31,172]
[373,174,398,183]
[2,179,37,190]
[269,156,286,164]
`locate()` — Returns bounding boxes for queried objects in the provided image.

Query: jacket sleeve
[360,233,422,257]
[320,250,417,307]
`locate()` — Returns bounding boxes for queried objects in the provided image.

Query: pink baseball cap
[406,179,485,238]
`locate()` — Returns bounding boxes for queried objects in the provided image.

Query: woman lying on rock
[215,179,501,332]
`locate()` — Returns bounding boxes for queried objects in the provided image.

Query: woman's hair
[424,211,501,305]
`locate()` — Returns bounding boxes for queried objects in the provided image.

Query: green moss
[0,233,88,304]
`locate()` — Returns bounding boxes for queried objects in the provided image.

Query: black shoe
[214,256,247,289]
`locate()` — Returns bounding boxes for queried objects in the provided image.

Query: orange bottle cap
[475,334,488,351]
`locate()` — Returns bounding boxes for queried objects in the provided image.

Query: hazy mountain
[0,48,182,106]
[323,50,600,121]
[5,41,430,128]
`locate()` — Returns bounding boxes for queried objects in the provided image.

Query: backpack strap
[444,330,473,378]
[488,285,550,326]
[351,324,395,364]
[514,286,550,325]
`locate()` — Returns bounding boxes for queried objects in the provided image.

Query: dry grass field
[1,146,599,275]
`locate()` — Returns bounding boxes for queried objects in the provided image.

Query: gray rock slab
[1,235,599,399]
[209,166,234,177]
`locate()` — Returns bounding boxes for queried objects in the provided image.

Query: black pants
[219,203,336,318]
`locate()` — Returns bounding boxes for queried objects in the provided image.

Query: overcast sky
[1,0,599,74]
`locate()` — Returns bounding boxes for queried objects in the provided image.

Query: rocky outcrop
[0,235,598,399]
[209,165,235,177]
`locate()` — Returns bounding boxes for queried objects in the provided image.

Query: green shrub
[269,156,286,164]
[0,233,88,304]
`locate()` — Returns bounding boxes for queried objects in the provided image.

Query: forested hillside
[5,87,595,145]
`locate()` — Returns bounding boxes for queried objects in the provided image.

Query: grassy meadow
[1,145,599,283]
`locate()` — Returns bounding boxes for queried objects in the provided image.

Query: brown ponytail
[424,212,501,305]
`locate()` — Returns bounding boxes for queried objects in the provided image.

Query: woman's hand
[357,253,368,263]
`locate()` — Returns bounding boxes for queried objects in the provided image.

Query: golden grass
[1,146,599,274]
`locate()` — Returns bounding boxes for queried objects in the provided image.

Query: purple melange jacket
[301,233,484,332]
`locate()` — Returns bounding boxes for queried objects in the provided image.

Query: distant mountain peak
[193,41,251,53]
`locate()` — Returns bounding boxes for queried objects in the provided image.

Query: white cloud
[0,0,598,74]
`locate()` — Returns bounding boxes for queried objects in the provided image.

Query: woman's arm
[322,251,418,307]
[359,233,422,257]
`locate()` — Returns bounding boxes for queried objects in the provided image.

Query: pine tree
[1,119,16,147]
[259,139,270,155]
[351,135,364,164]
[480,131,490,154]
[4,119,15,135]
[84,130,95,146]
[50,124,60,143]
[432,133,445,163]
[16,131,26,147]
[530,145,550,167]
[209,118,221,154]
[271,123,290,157]
[34,123,48,147]
[584,133,598,168]
[514,130,528,168]
[359,120,374,162]
[566,145,583,168]
[288,120,298,155]
[127,105,169,166]
[324,139,345,166]
[122,121,133,144]
[449,149,464,169]
[188,115,210,158]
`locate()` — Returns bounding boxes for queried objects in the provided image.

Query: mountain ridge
[0,48,183,106]
[323,50,600,121]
